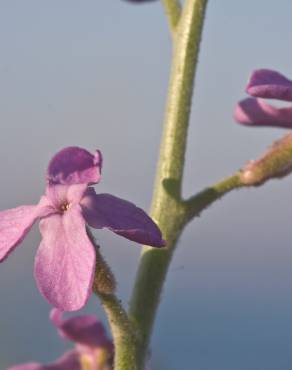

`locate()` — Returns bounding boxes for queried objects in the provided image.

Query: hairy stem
[129,0,209,368]
[97,293,138,370]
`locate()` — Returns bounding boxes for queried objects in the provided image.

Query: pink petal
[47,147,102,186]
[7,351,81,370]
[34,205,96,311]
[45,351,81,370]
[0,198,54,262]
[81,190,166,247]
[50,308,110,347]
[234,98,292,129]
[6,364,42,370]
[247,69,292,101]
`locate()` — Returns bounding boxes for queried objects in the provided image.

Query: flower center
[59,202,70,213]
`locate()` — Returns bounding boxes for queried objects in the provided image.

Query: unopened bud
[93,248,116,295]
[86,228,116,295]
[240,133,292,186]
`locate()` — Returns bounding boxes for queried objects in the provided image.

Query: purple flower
[0,147,165,311]
[234,69,292,128]
[7,309,113,370]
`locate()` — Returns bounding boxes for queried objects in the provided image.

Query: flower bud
[86,228,116,295]
[93,248,116,295]
[240,133,292,186]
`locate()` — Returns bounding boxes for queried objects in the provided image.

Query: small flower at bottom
[7,309,154,370]
[7,309,113,370]
[0,147,166,311]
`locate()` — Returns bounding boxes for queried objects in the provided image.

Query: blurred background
[1,1,292,369]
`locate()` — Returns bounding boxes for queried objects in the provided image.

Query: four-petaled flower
[7,308,113,370]
[234,69,292,129]
[0,147,165,311]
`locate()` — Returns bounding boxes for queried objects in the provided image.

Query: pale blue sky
[1,1,292,369]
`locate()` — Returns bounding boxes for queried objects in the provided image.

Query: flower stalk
[97,293,138,370]
[88,228,138,370]
[183,173,243,223]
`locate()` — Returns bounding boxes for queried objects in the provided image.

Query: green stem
[161,0,181,33]
[97,293,138,370]
[183,173,243,223]
[129,0,208,368]
[154,0,208,198]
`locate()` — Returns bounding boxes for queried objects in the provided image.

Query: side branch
[183,173,243,223]
[161,0,181,34]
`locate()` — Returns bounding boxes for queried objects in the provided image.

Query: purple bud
[234,69,292,129]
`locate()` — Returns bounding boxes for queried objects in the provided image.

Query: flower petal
[6,350,82,370]
[234,98,292,129]
[47,147,102,186]
[45,351,81,370]
[246,69,292,101]
[81,190,166,247]
[0,198,53,262]
[6,363,42,370]
[7,351,81,370]
[34,204,96,311]
[50,308,110,347]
